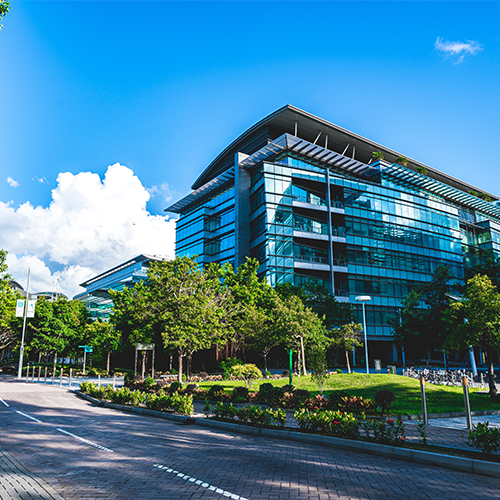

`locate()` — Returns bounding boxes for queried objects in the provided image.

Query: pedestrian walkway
[0,445,65,500]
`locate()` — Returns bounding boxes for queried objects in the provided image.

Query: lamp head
[355,295,371,302]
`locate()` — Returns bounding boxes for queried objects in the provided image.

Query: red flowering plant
[361,418,405,443]
[294,409,360,439]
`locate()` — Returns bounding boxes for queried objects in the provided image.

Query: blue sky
[1,1,499,296]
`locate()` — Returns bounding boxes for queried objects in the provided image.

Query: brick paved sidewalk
[0,444,65,500]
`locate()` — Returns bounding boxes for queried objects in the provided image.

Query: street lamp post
[356,295,371,375]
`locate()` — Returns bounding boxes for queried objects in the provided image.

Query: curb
[196,419,500,478]
[74,390,192,424]
[74,390,500,478]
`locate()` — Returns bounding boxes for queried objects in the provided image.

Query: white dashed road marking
[15,410,43,423]
[153,463,248,500]
[56,428,114,453]
[0,397,9,407]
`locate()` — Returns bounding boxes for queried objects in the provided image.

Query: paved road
[0,379,499,500]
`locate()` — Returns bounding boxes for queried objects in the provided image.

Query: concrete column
[234,152,251,268]
[325,168,335,295]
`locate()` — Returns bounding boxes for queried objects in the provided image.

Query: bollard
[26,364,29,382]
[31,365,35,382]
[462,376,473,431]
[420,377,428,425]
[69,368,72,389]
[98,374,101,389]
[44,366,48,384]
[59,367,63,387]
[112,373,116,389]
[480,373,485,389]
[37,366,41,383]
[52,369,56,385]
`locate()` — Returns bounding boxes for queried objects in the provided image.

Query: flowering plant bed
[79,381,194,415]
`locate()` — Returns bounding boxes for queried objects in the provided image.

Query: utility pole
[17,269,31,379]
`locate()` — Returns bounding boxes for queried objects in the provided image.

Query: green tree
[392,265,457,364]
[0,250,20,360]
[29,297,89,372]
[126,257,235,383]
[466,251,500,290]
[448,274,500,398]
[85,319,121,374]
[0,1,10,30]
[279,295,328,376]
[331,323,364,374]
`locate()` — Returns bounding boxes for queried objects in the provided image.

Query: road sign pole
[83,350,87,375]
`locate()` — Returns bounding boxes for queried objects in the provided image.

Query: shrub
[281,384,294,393]
[258,383,274,402]
[304,395,327,410]
[375,390,396,416]
[213,403,285,427]
[208,385,229,401]
[168,381,183,394]
[334,369,343,374]
[263,370,271,379]
[124,374,143,388]
[220,357,242,379]
[231,364,262,389]
[339,396,376,415]
[280,392,300,409]
[282,370,289,377]
[294,409,360,439]
[143,377,156,389]
[182,384,199,395]
[232,386,249,403]
[361,419,405,443]
[268,386,285,405]
[294,389,311,405]
[467,422,500,454]
[199,371,208,379]
[326,391,351,410]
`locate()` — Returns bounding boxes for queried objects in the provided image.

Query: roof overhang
[190,104,498,200]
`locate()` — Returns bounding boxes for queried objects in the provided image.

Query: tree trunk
[53,352,57,375]
[106,351,111,375]
[262,352,268,372]
[169,354,173,372]
[178,353,183,384]
[426,349,430,368]
[345,349,351,374]
[300,336,306,375]
[486,351,498,399]
[142,351,146,379]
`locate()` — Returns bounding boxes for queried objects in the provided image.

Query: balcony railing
[294,255,348,267]
[293,196,344,209]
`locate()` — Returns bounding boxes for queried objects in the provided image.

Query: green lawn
[198,374,500,415]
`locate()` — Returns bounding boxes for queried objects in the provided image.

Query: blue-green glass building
[166,105,500,362]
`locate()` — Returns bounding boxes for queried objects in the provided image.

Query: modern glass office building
[166,105,500,362]
[74,254,162,320]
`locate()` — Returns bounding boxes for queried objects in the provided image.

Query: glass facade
[169,107,500,361]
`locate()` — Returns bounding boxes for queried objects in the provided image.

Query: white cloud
[435,37,483,64]
[32,176,48,184]
[6,177,19,188]
[1,163,176,298]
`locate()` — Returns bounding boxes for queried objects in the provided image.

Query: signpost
[78,345,93,374]
[135,343,155,378]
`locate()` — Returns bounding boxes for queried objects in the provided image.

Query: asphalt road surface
[0,377,499,500]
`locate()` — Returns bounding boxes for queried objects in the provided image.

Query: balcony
[292,196,345,214]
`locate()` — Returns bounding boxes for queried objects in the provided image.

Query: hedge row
[79,382,193,415]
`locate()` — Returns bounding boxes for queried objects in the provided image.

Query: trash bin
[374,359,382,373]
[387,365,396,375]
